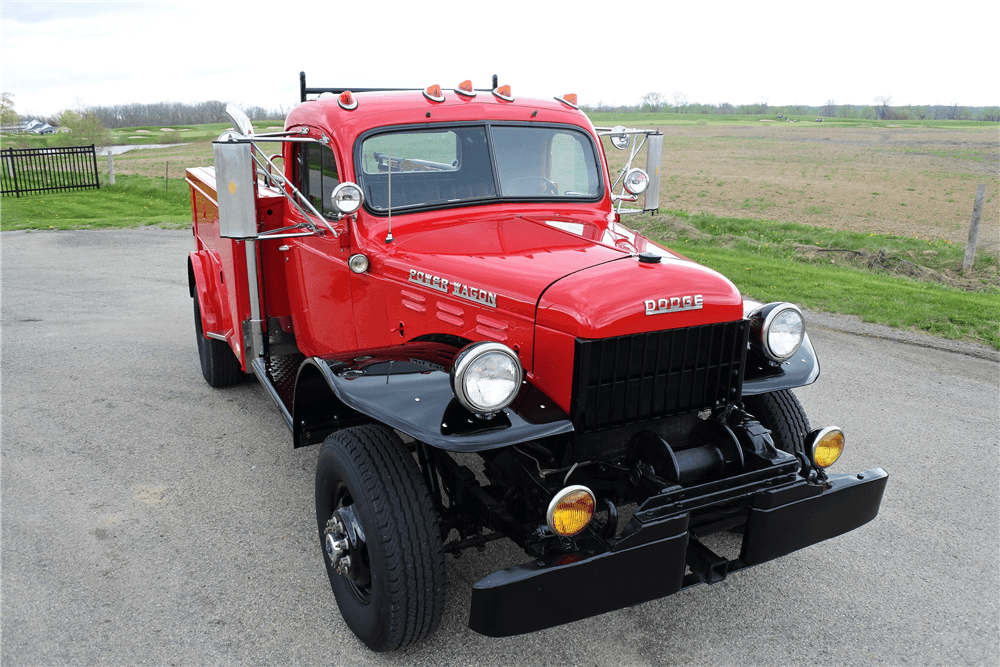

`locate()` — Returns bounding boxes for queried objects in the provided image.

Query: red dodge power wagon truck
[186,73,888,651]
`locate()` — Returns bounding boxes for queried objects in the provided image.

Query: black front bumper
[468,467,888,637]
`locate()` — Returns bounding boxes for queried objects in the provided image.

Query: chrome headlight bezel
[623,168,649,195]
[546,485,596,537]
[748,302,805,362]
[330,181,364,215]
[450,341,522,419]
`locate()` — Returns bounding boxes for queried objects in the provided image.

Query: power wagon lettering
[408,269,450,293]
[408,269,498,308]
[452,282,498,308]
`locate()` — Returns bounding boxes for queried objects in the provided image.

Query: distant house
[22,119,58,134]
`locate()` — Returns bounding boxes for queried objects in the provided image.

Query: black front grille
[570,321,748,433]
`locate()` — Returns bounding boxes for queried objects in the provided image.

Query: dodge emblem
[645,295,703,315]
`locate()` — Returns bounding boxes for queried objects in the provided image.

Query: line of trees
[587,93,1000,122]
[11,100,286,129]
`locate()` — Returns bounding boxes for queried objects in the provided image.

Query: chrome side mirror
[610,125,631,150]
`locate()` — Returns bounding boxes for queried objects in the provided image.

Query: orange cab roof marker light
[556,93,579,109]
[493,84,513,102]
[423,84,446,103]
[338,91,358,111]
[455,80,477,97]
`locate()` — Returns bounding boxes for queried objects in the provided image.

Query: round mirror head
[610,125,631,150]
[330,182,364,215]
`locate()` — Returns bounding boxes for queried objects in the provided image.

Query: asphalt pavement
[2,229,998,666]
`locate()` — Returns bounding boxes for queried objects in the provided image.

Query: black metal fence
[1,144,101,198]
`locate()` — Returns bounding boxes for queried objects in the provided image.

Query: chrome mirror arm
[249,146,338,237]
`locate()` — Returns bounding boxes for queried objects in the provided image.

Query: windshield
[357,124,602,212]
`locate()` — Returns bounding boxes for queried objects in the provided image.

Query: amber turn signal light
[493,84,513,102]
[546,485,596,537]
[808,427,845,469]
[556,93,579,109]
[423,85,445,103]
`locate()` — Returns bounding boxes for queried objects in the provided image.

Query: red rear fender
[188,251,225,335]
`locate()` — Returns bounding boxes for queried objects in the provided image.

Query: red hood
[377,214,742,383]
[381,214,625,323]
[382,214,741,332]
[536,255,743,338]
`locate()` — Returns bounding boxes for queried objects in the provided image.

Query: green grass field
[1,174,191,230]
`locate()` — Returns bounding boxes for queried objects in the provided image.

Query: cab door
[283,136,356,357]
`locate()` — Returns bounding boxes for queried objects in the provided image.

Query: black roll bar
[299,72,500,103]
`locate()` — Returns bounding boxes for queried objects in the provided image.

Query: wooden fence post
[108,153,115,185]
[962,184,987,272]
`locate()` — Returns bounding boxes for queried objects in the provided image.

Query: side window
[301,142,340,218]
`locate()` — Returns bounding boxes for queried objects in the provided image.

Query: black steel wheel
[743,389,812,470]
[315,425,445,651]
[193,299,242,387]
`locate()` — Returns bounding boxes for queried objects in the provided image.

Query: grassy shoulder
[3,176,996,350]
[630,210,1000,349]
[0,174,191,230]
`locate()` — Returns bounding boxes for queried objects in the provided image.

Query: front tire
[743,389,812,470]
[315,425,445,651]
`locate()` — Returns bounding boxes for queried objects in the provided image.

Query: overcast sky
[3,0,998,119]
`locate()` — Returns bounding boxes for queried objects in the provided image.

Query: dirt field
[615,124,999,254]
[109,124,1000,255]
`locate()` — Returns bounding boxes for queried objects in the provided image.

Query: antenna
[385,146,394,244]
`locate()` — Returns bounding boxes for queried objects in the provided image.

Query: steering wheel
[506,176,559,196]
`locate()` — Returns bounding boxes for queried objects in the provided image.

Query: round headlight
[623,168,649,195]
[348,254,369,274]
[331,182,363,215]
[546,485,596,537]
[765,305,804,361]
[610,125,631,150]
[450,342,522,418]
[749,302,805,362]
